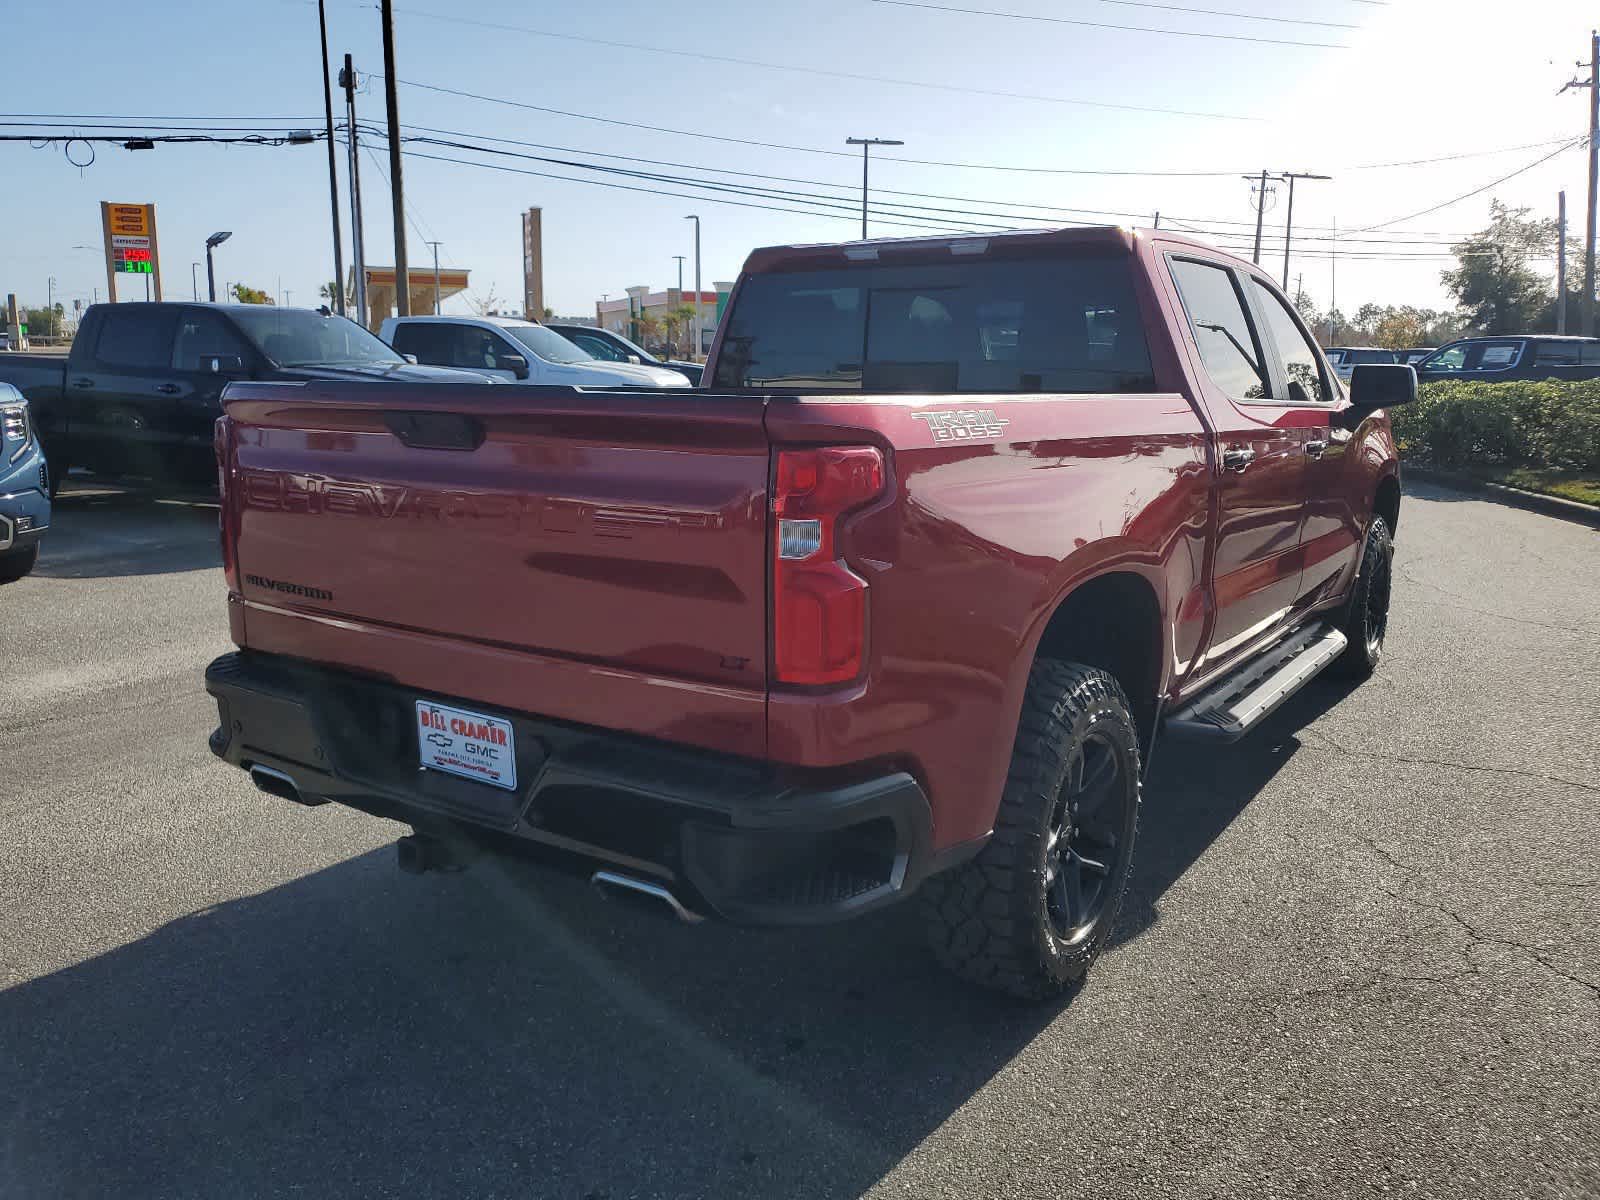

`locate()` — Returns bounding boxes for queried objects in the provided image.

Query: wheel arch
[1375,472,1401,539]
[1029,569,1165,757]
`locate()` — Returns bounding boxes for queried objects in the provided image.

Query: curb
[1403,465,1600,530]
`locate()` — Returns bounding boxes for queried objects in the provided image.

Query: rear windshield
[1347,349,1398,364]
[711,255,1156,393]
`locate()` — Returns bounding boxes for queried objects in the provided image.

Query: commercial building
[594,283,734,357]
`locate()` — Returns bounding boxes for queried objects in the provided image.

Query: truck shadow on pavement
[30,479,220,580]
[0,681,1354,1200]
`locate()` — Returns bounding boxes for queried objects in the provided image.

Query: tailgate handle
[383,411,485,451]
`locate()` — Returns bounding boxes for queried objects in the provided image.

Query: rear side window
[1535,341,1580,365]
[1168,258,1268,400]
[94,308,179,369]
[389,321,453,364]
[712,256,1156,393]
[172,312,250,370]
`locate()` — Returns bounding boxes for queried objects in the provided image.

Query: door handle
[1221,446,1257,472]
[1304,439,1327,458]
[70,377,95,389]
[156,383,182,395]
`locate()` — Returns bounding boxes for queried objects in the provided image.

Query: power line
[1355,137,1587,231]
[382,123,1483,245]
[384,11,1257,120]
[868,0,1348,47]
[1349,136,1579,169]
[1071,0,1359,30]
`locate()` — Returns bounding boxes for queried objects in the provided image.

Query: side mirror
[402,353,419,364]
[207,354,247,376]
[1339,363,1416,429]
[496,353,530,380]
[627,354,642,365]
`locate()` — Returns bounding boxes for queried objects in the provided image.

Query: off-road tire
[1331,515,1393,681]
[921,660,1142,1001]
[0,544,39,584]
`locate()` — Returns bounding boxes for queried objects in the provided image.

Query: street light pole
[683,215,701,359]
[205,232,232,303]
[47,277,55,340]
[845,137,904,239]
[191,262,200,302]
[426,240,442,313]
[672,254,686,291]
[1280,171,1331,290]
[317,0,346,316]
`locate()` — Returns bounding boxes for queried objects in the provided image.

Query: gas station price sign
[114,244,153,274]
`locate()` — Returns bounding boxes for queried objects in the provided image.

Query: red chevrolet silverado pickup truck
[204,226,1412,998]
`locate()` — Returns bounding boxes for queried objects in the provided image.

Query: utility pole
[1245,169,1272,264]
[1558,190,1569,334]
[1295,272,1304,308]
[1587,32,1598,336]
[845,137,904,239]
[341,54,368,327]
[684,215,702,359]
[47,277,55,340]
[1153,211,1161,229]
[380,0,410,317]
[426,240,442,313]
[1329,217,1339,344]
[317,0,345,316]
[1280,171,1331,289]
[191,262,200,301]
[672,254,686,291]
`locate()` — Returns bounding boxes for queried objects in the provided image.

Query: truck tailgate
[222,380,770,755]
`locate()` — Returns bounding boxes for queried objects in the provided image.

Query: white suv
[380,316,690,388]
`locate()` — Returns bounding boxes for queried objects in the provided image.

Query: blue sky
[4,0,1594,320]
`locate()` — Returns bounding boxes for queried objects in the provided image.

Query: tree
[231,284,274,305]
[318,280,343,304]
[22,304,64,338]
[634,311,664,347]
[1441,201,1558,335]
[469,286,503,316]
[541,306,554,320]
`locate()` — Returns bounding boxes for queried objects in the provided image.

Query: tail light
[772,446,885,686]
[214,416,240,591]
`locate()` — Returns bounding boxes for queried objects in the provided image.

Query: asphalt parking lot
[2,478,1596,1200]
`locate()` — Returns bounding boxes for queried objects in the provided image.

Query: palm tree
[635,311,664,347]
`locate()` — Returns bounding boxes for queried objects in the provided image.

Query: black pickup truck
[0,303,496,490]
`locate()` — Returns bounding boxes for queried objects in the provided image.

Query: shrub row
[1389,379,1600,472]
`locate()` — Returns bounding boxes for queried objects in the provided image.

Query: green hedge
[1390,379,1600,472]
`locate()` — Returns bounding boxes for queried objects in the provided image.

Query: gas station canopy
[358,266,470,330]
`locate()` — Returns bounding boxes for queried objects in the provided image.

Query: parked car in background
[1415,335,1600,382]
[382,316,691,388]
[1323,346,1398,381]
[0,330,11,352]
[0,383,49,583]
[0,303,497,491]
[205,225,1409,999]
[543,323,704,385]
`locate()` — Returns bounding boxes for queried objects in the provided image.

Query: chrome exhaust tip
[590,870,705,924]
[247,763,323,806]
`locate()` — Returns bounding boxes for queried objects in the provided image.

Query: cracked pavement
[1,477,1596,1199]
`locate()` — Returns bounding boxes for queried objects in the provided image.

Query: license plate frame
[415,700,517,792]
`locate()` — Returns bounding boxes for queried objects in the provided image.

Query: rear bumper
[204,651,952,924]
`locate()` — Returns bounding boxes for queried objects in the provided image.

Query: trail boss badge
[913,409,1010,443]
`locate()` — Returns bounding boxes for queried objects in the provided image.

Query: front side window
[1250,280,1331,403]
[388,321,453,364]
[567,332,627,362]
[712,255,1156,393]
[503,324,592,365]
[1422,344,1467,370]
[173,311,251,370]
[94,308,179,369]
[1168,258,1268,400]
